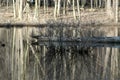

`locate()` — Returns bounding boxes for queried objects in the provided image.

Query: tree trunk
[106,0,113,18]
[77,0,80,19]
[63,0,66,15]
[7,0,9,9]
[54,0,57,19]
[18,0,23,20]
[57,0,61,16]
[13,0,16,18]
[99,0,102,8]
[73,0,76,19]
[34,0,38,18]
[91,0,93,9]
[115,0,119,23]
[44,0,46,13]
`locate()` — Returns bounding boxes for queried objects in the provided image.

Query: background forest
[0,0,119,23]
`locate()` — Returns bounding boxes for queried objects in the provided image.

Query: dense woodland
[0,0,119,23]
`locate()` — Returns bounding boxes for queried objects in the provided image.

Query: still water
[27,25,120,80]
[27,42,120,80]
[0,25,120,80]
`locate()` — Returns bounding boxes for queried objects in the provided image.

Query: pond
[29,24,120,80]
[0,24,120,80]
[28,41,120,80]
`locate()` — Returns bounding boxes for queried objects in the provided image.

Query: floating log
[80,36,120,43]
[32,36,120,47]
[32,41,120,48]
[32,36,120,43]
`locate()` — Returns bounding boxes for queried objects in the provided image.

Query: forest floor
[0,6,114,25]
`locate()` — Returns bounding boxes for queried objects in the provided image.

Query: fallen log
[31,36,120,47]
[32,36,120,43]
[80,36,120,43]
[32,41,120,48]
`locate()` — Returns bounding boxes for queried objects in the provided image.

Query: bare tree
[54,0,57,19]
[115,0,119,23]
[73,0,76,19]
[63,0,66,15]
[91,0,93,9]
[18,0,23,20]
[77,0,80,19]
[13,0,16,18]
[106,0,113,18]
[34,0,38,18]
[12,0,23,20]
[57,0,61,16]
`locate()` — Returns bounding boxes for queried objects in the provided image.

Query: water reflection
[29,42,120,80]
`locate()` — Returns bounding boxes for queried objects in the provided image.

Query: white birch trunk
[19,0,23,20]
[73,0,76,19]
[115,0,119,23]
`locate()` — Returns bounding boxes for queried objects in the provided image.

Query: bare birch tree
[13,0,16,18]
[54,0,57,19]
[115,0,119,23]
[91,0,93,9]
[106,0,113,18]
[57,0,61,16]
[63,0,66,15]
[18,0,23,20]
[34,0,38,18]
[77,0,80,19]
[13,0,23,20]
[73,0,76,19]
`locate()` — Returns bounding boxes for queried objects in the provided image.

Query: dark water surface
[0,24,120,80]
[27,41,120,80]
